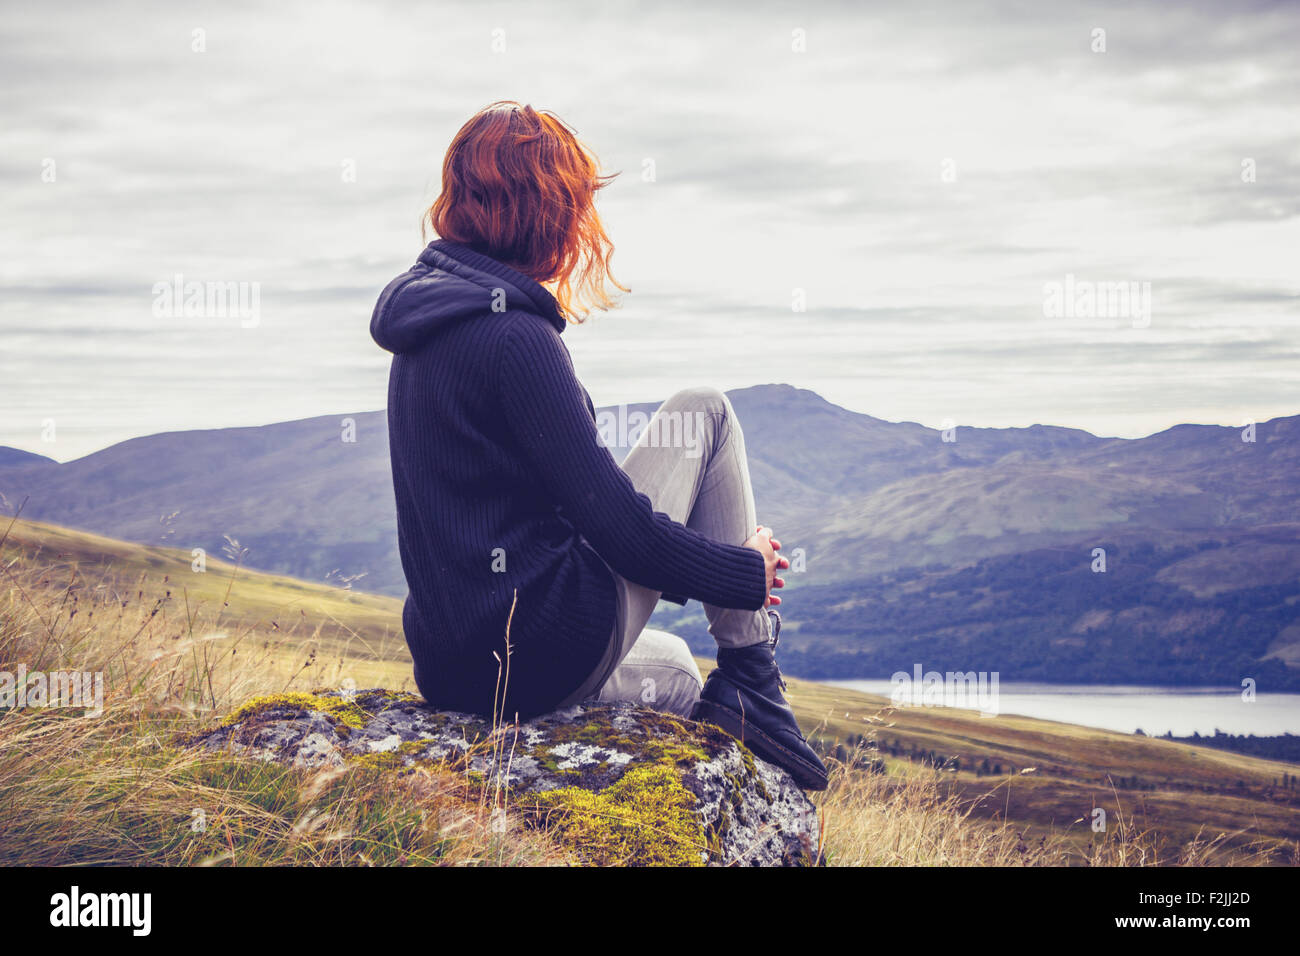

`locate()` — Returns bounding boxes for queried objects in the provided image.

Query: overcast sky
[2,0,1297,461]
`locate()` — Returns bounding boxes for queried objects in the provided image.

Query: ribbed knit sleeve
[496,317,768,612]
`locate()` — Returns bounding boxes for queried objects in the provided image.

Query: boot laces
[766,611,787,692]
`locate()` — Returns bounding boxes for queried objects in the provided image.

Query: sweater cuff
[719,542,768,611]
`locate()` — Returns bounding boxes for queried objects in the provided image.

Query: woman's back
[374,239,618,717]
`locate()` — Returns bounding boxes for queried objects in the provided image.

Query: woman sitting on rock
[370,101,827,790]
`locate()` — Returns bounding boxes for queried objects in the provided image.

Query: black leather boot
[691,610,829,791]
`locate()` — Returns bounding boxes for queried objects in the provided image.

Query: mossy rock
[190,689,821,866]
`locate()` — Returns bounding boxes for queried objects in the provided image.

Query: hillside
[0,515,410,689]
[2,384,1298,688]
[652,527,1300,689]
[0,448,54,469]
[3,517,1296,863]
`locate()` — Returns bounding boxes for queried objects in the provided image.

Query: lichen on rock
[189,688,822,866]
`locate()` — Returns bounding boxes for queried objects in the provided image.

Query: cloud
[1,0,1297,460]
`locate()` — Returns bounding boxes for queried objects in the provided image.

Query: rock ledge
[189,689,822,866]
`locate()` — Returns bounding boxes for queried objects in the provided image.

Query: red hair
[427,101,627,321]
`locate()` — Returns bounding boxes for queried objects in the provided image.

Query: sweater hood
[370,239,566,354]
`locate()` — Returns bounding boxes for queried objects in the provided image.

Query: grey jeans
[558,386,774,717]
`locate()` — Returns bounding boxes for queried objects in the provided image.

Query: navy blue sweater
[371,240,767,719]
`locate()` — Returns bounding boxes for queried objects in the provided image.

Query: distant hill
[2,384,1297,686]
[658,527,1300,690]
[0,446,55,469]
[0,411,397,591]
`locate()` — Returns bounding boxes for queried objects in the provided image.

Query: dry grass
[2,514,1289,866]
[0,515,569,866]
[814,730,1286,866]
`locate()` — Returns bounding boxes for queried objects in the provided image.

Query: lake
[822,679,1300,737]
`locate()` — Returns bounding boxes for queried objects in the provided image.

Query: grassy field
[2,516,1295,866]
[788,680,1300,863]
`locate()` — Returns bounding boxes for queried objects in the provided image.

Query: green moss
[707,807,731,856]
[219,691,367,730]
[545,718,638,751]
[733,747,772,803]
[532,764,706,867]
[343,738,449,774]
[725,774,745,813]
[534,749,582,775]
[350,751,404,771]
[357,689,423,708]
[531,713,710,776]
[395,739,434,756]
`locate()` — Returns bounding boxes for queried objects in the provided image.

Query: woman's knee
[663,385,730,417]
[651,386,734,459]
[597,629,703,717]
[647,634,704,714]
[642,666,701,717]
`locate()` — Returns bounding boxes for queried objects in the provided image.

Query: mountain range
[3,384,1297,687]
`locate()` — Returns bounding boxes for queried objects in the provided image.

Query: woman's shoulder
[484,307,568,355]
